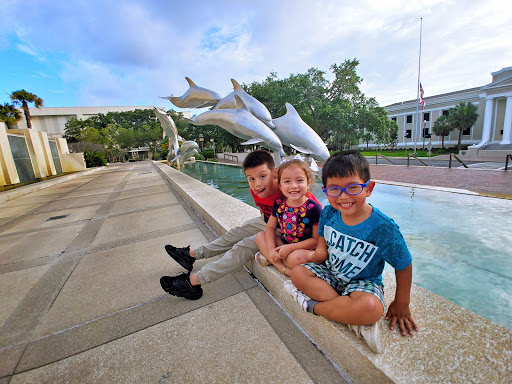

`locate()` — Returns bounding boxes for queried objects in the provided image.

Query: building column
[473,97,494,148]
[500,96,512,145]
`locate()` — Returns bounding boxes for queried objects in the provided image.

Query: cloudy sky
[1,0,511,112]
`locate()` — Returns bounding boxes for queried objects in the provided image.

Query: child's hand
[275,244,292,260]
[269,249,280,264]
[385,301,418,336]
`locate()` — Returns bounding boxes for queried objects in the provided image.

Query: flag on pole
[419,82,425,110]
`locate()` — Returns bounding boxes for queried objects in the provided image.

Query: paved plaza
[0,162,344,383]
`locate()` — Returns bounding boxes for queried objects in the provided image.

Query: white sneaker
[283,281,311,312]
[254,252,270,267]
[348,323,382,353]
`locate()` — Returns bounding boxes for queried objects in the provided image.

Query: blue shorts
[303,262,385,313]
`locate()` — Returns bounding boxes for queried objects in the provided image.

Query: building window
[423,112,430,121]
[442,110,449,117]
[423,128,430,137]
[463,128,471,135]
[391,117,397,122]
[405,129,412,138]
[406,115,412,123]
[501,130,504,135]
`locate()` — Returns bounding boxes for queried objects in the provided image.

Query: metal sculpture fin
[241,138,264,145]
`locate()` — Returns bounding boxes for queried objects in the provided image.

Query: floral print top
[272,198,322,244]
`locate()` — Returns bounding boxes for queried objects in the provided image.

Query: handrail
[448,154,468,168]
[375,153,396,165]
[223,153,239,162]
[407,153,427,166]
[505,154,512,171]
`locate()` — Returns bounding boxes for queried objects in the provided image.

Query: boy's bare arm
[385,264,418,336]
[309,236,328,263]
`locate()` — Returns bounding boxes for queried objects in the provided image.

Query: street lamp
[210,138,215,158]
[199,134,204,152]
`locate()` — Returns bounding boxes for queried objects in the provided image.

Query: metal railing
[375,153,396,165]
[448,154,468,168]
[505,154,512,171]
[223,153,239,162]
[407,153,427,166]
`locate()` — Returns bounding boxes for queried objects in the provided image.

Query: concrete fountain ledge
[153,161,512,384]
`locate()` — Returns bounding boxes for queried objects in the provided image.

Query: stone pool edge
[153,161,512,384]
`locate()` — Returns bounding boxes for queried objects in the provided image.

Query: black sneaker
[160,273,203,300]
[165,244,195,272]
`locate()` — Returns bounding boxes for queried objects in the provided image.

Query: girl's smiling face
[279,164,310,206]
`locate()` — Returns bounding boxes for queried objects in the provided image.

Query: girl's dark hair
[242,150,275,171]
[321,150,371,186]
[278,159,312,185]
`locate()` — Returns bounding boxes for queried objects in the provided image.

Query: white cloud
[1,0,511,109]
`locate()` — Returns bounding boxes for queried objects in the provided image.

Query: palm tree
[432,115,451,149]
[0,102,23,129]
[448,102,478,152]
[10,89,44,129]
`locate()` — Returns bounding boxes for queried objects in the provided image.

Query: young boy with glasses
[285,151,418,353]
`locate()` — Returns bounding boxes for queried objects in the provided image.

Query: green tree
[447,102,479,152]
[432,115,451,149]
[64,117,87,142]
[243,60,394,150]
[0,102,23,129]
[10,89,44,129]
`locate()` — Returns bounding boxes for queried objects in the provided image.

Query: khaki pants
[194,216,266,285]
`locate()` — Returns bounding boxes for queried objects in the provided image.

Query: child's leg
[195,217,266,260]
[292,266,383,325]
[291,265,340,300]
[313,292,383,325]
[283,249,315,269]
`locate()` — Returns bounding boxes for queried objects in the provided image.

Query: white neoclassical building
[383,66,512,156]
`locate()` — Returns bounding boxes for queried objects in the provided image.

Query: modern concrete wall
[0,129,85,187]
[0,128,20,186]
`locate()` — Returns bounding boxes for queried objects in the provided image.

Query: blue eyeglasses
[322,181,371,197]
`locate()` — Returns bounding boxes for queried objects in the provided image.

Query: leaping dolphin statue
[272,103,330,163]
[187,95,285,156]
[213,79,275,129]
[160,77,222,109]
[154,108,179,158]
[172,141,199,164]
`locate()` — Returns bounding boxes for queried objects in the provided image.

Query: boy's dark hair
[242,150,275,171]
[322,150,371,186]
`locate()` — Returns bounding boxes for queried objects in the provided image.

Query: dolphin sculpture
[213,79,275,129]
[172,141,199,164]
[154,108,179,158]
[160,77,222,109]
[187,95,285,156]
[272,103,330,163]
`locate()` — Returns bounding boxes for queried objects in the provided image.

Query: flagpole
[414,17,423,155]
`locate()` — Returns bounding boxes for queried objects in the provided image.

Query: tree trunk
[442,136,445,149]
[22,102,32,129]
[457,128,463,152]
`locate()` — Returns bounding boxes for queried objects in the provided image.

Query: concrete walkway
[0,162,346,383]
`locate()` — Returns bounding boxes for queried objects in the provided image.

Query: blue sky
[1,0,511,111]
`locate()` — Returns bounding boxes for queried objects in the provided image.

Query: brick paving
[369,165,512,198]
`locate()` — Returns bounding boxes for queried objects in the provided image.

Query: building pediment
[480,75,512,91]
